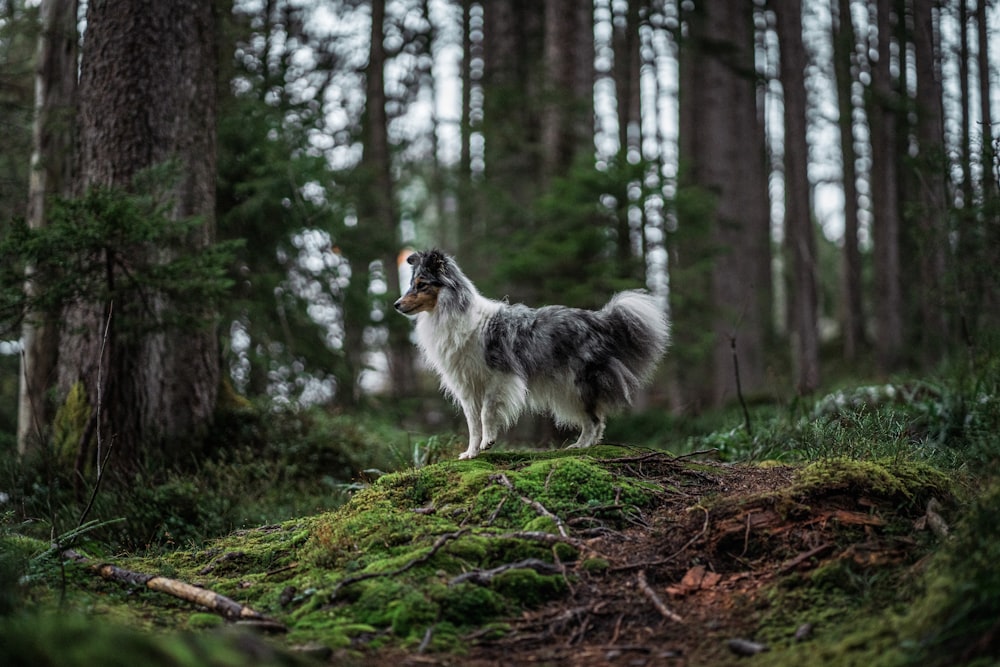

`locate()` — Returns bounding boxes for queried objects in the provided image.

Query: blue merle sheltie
[393,249,671,459]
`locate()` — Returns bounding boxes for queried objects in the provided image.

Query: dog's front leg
[458,399,483,460]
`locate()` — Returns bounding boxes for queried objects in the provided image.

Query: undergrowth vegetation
[0,354,998,665]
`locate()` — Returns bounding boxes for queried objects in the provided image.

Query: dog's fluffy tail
[601,290,670,396]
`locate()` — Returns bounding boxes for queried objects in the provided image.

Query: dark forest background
[0,0,998,534]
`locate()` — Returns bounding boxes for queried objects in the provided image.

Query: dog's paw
[458,449,478,460]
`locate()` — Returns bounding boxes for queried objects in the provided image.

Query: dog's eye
[413,279,439,292]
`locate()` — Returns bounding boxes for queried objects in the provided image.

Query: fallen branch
[637,569,683,623]
[776,543,834,575]
[493,473,568,537]
[64,549,284,631]
[449,558,563,586]
[331,529,468,598]
[498,530,587,550]
[611,505,710,572]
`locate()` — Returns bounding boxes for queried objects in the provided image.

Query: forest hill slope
[21,443,967,667]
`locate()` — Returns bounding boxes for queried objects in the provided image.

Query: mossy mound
[289,446,657,647]
[30,447,661,656]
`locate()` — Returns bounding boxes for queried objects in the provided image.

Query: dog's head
[393,249,449,316]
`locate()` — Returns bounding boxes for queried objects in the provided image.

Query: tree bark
[975,0,999,329]
[911,0,949,364]
[360,0,415,400]
[774,0,820,395]
[542,0,593,179]
[62,0,220,462]
[17,0,78,456]
[611,0,643,279]
[831,0,865,362]
[976,0,996,199]
[676,0,769,409]
[868,0,903,373]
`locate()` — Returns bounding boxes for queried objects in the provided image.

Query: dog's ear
[407,252,419,266]
[426,250,446,274]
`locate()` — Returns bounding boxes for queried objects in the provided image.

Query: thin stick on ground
[64,549,284,630]
[610,505,710,572]
[637,569,683,623]
[493,473,568,537]
[730,334,753,436]
[330,529,468,599]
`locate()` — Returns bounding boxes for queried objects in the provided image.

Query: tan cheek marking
[399,287,439,313]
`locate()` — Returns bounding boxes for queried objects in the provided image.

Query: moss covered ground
[3,376,1000,666]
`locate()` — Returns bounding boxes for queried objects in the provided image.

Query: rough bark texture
[774,0,819,395]
[831,0,865,361]
[17,0,78,455]
[61,0,219,461]
[911,0,949,364]
[868,0,903,372]
[676,0,769,409]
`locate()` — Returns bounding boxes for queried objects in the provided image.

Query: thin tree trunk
[612,0,643,276]
[832,0,865,362]
[774,0,820,395]
[976,0,996,199]
[18,0,78,456]
[868,0,903,373]
[958,0,973,208]
[363,0,414,398]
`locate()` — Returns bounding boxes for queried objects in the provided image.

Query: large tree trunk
[867,0,903,373]
[774,0,819,395]
[975,0,999,331]
[17,0,78,456]
[61,0,219,463]
[831,0,865,362]
[541,0,593,180]
[911,0,949,364]
[675,0,769,409]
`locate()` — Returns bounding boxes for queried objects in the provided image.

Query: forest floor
[6,432,967,667]
[358,454,943,667]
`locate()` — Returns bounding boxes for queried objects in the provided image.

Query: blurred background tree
[0,0,998,464]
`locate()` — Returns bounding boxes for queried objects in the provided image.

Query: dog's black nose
[393,299,404,311]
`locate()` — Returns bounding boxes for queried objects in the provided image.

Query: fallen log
[63,549,286,632]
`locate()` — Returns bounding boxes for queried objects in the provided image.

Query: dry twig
[637,569,683,623]
[331,529,468,598]
[493,473,568,537]
[611,505,710,572]
[449,558,563,586]
[64,549,284,630]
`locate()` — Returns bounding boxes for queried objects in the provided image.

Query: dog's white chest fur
[414,297,499,401]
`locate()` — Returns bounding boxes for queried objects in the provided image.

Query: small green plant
[1,163,241,339]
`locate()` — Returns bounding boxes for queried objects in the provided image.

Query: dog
[393,249,670,459]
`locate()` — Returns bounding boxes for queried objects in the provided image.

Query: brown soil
[349,455,931,666]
